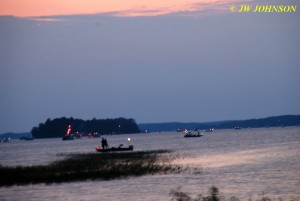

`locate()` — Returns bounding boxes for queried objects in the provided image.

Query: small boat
[184,134,203,138]
[2,137,11,142]
[205,128,214,132]
[183,130,204,138]
[184,132,203,138]
[95,145,134,152]
[62,124,75,140]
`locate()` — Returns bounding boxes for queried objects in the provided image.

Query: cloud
[0,0,261,18]
[26,17,65,22]
[98,1,243,17]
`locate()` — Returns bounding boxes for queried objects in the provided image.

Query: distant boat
[184,132,203,138]
[62,125,74,141]
[88,133,100,139]
[95,145,134,152]
[3,138,11,142]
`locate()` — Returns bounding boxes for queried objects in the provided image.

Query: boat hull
[184,134,203,138]
[95,145,133,152]
[62,135,74,140]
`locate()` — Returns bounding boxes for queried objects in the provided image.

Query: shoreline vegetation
[31,117,141,139]
[0,150,182,187]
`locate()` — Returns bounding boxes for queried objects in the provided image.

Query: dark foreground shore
[0,150,181,187]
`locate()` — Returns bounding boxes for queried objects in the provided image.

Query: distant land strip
[1,115,300,139]
[138,115,300,132]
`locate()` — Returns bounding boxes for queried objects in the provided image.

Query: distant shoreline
[1,114,299,138]
[139,114,300,132]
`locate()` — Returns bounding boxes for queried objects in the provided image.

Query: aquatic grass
[0,150,181,187]
[170,186,300,201]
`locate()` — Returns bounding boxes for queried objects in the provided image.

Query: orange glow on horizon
[0,0,238,18]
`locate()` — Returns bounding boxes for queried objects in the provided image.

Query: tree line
[139,115,300,132]
[31,117,141,139]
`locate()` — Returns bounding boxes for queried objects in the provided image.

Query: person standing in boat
[104,138,109,149]
[101,138,106,149]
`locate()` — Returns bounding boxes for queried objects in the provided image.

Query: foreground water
[0,127,299,200]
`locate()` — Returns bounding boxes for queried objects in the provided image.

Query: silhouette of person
[104,138,108,149]
[101,138,105,149]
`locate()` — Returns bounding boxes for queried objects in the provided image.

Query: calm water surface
[0,127,299,200]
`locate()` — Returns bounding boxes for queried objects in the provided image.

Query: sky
[0,0,300,133]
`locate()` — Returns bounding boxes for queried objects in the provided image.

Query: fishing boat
[184,132,203,138]
[95,145,134,152]
[62,125,74,140]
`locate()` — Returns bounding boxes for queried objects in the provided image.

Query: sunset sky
[1,0,238,17]
[0,0,300,133]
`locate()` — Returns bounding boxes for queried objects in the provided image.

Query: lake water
[0,127,299,200]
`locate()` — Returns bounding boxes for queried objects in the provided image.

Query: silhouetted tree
[31,117,140,138]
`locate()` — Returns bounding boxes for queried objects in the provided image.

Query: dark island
[31,117,140,139]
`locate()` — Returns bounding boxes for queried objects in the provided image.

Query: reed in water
[0,150,182,186]
[169,186,300,201]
